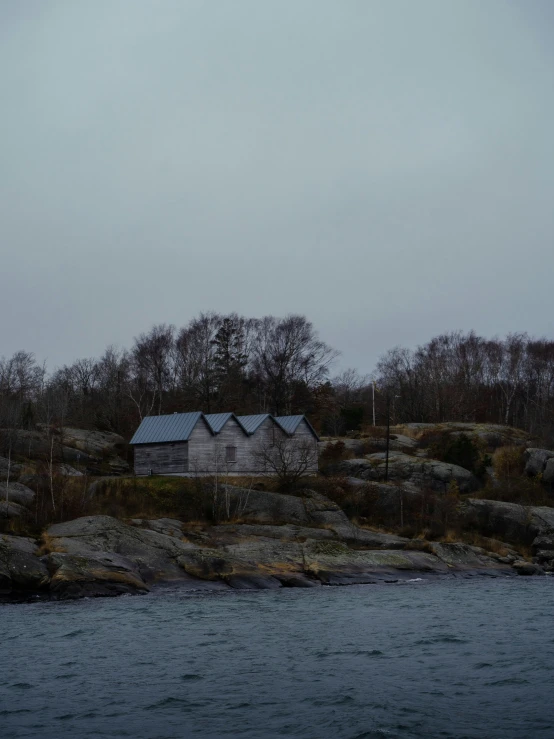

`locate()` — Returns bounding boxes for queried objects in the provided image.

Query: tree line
[374,331,554,441]
[1,320,553,444]
[0,313,338,438]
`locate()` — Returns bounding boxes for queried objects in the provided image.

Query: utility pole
[384,394,390,482]
[372,381,376,427]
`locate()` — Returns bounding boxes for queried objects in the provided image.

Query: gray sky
[1,0,553,376]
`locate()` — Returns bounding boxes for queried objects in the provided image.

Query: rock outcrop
[1,426,129,475]
[524,448,554,484]
[512,560,545,576]
[459,498,554,571]
[0,534,50,595]
[460,498,554,545]
[398,422,530,448]
[0,456,23,481]
[47,551,150,599]
[4,483,35,507]
[1,499,520,602]
[328,453,480,492]
[0,501,26,519]
[319,434,417,456]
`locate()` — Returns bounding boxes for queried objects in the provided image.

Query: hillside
[1,421,554,600]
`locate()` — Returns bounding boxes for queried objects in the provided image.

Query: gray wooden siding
[134,441,188,475]
[244,417,288,473]
[187,416,217,473]
[187,416,251,475]
[134,415,318,476]
[293,419,319,472]
[209,417,251,474]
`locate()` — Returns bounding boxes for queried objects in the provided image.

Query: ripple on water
[414,636,468,645]
[2,579,554,739]
[61,629,86,638]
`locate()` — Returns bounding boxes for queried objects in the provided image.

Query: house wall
[134,441,188,475]
[133,415,318,476]
[188,416,252,475]
[188,416,290,475]
[210,417,251,474]
[186,417,217,473]
[244,416,288,473]
[292,419,319,472]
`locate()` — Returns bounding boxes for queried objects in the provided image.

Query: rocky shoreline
[2,486,550,603]
[3,422,554,602]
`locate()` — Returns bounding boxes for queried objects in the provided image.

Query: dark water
[2,578,554,739]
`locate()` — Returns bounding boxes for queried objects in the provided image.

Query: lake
[2,578,554,738]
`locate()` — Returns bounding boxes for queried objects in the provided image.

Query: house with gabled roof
[129,411,319,476]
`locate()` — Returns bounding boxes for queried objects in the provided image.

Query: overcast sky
[1,0,553,376]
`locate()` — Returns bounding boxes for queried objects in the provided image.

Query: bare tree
[132,324,175,415]
[175,313,220,411]
[3,442,11,516]
[252,314,339,415]
[95,346,131,431]
[252,435,318,490]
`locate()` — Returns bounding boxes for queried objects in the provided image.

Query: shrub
[425,431,487,477]
[320,440,347,463]
[91,476,212,521]
[492,446,525,479]
[476,475,550,506]
[360,426,388,439]
[417,428,450,451]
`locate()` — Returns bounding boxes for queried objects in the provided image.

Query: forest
[1,313,553,446]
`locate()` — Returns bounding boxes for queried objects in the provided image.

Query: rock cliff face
[0,460,37,520]
[326,453,480,492]
[1,426,129,476]
[1,419,552,601]
[0,535,50,595]
[0,486,520,602]
[459,498,554,571]
[524,449,554,484]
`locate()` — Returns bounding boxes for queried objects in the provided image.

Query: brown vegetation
[2,324,554,451]
[492,446,526,478]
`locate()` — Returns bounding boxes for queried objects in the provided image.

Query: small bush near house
[320,440,348,463]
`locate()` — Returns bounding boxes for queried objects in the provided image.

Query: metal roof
[273,415,304,434]
[204,412,241,434]
[274,415,320,440]
[130,410,319,443]
[236,414,273,434]
[130,412,205,444]
[204,412,233,433]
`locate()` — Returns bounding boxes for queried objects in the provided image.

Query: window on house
[225,446,237,463]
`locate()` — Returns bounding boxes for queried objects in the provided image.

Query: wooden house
[129,411,319,476]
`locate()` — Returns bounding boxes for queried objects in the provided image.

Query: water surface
[2,578,554,738]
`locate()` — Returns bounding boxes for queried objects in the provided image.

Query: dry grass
[406,539,435,554]
[459,532,510,556]
[359,425,389,439]
[441,528,460,544]
[37,532,67,556]
[388,425,423,440]
[475,475,550,506]
[218,475,275,490]
[492,446,525,478]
